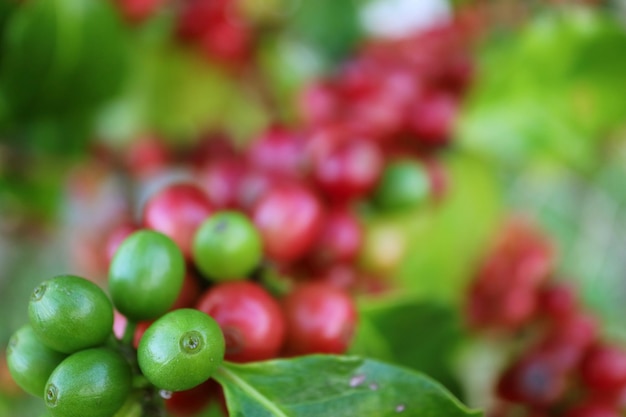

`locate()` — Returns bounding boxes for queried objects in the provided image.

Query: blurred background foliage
[2,0,626,416]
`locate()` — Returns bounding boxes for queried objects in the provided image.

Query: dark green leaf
[351,297,465,398]
[215,356,482,417]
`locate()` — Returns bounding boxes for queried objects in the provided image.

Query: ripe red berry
[124,135,170,179]
[165,378,226,417]
[538,283,578,321]
[581,345,626,392]
[310,137,383,202]
[310,208,362,265]
[563,402,621,417]
[496,352,567,407]
[282,283,358,355]
[247,126,306,178]
[143,183,213,258]
[196,281,286,362]
[197,158,245,209]
[406,92,457,147]
[252,184,324,263]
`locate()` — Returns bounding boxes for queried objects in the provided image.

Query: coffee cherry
[196,281,286,362]
[137,309,225,391]
[45,348,131,417]
[252,184,324,263]
[193,211,262,281]
[247,126,305,177]
[28,275,113,353]
[372,159,430,212]
[197,158,245,209]
[6,325,67,397]
[581,345,626,392]
[563,402,621,417]
[143,183,214,259]
[282,283,358,355]
[109,230,185,321]
[165,379,224,417]
[310,136,383,202]
[310,208,362,265]
[496,352,567,407]
[538,283,577,321]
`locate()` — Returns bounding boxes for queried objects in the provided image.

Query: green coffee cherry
[28,275,113,353]
[193,211,262,281]
[6,325,67,397]
[137,309,225,391]
[109,230,185,321]
[45,348,132,417]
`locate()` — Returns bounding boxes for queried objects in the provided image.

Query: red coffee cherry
[310,208,362,266]
[165,378,226,417]
[196,281,286,362]
[496,352,567,407]
[563,402,621,417]
[247,126,306,178]
[282,283,358,355]
[252,183,324,263]
[143,183,213,259]
[581,345,626,392]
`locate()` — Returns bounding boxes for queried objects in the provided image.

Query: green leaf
[215,356,482,417]
[287,0,363,64]
[459,9,626,171]
[393,153,503,302]
[351,297,466,398]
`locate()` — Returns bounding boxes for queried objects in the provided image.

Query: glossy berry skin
[581,345,626,392]
[406,91,457,147]
[310,137,383,202]
[311,208,362,265]
[6,325,67,398]
[137,309,225,392]
[109,230,185,321]
[193,211,262,281]
[197,158,245,210]
[372,159,430,212]
[196,282,286,362]
[143,183,214,259]
[282,283,357,355]
[28,275,113,354]
[45,348,132,417]
[247,126,305,177]
[252,184,324,263]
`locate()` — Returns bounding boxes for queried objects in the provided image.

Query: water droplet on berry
[159,389,173,399]
[349,374,366,387]
[395,404,405,412]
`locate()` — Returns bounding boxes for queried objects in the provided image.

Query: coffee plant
[2,1,626,417]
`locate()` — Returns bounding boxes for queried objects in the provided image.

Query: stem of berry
[123,320,138,347]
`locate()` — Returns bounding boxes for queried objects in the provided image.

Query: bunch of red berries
[113,0,254,67]
[467,218,626,417]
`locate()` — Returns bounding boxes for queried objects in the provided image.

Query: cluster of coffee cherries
[466,218,626,417]
[112,0,255,68]
[6,231,228,417]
